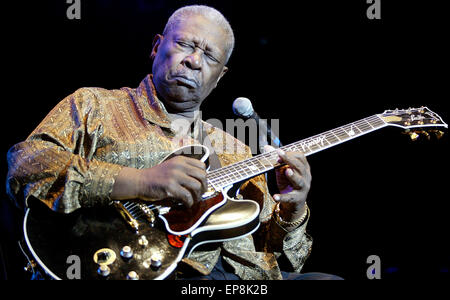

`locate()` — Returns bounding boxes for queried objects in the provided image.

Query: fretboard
[207,114,387,190]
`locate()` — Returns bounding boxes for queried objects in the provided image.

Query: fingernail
[276,149,285,156]
[263,145,275,153]
[286,168,294,176]
[273,195,280,201]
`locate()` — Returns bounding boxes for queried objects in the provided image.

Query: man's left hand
[267,147,311,223]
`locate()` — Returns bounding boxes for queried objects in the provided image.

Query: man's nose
[183,49,202,70]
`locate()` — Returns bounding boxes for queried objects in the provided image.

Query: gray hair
[163,5,235,64]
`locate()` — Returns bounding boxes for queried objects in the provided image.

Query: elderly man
[7,5,337,280]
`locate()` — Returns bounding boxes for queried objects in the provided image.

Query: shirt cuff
[80,160,124,208]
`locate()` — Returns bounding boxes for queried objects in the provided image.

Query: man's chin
[162,95,201,113]
[155,82,203,112]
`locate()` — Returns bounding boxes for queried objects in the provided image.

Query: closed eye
[176,41,194,50]
[205,52,220,63]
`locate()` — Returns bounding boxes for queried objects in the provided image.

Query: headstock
[379,107,447,141]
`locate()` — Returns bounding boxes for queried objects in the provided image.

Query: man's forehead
[169,15,227,52]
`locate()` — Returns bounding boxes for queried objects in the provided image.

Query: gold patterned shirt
[6,74,312,279]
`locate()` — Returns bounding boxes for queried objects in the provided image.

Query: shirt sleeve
[239,173,313,273]
[6,88,123,214]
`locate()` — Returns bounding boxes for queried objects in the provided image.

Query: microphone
[232,97,282,153]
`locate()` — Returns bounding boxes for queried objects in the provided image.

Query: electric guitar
[23,107,447,280]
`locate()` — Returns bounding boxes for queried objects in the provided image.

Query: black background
[1,0,448,281]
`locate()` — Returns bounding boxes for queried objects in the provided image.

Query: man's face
[151,15,229,113]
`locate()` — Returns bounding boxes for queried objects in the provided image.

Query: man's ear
[150,34,163,61]
[215,66,228,87]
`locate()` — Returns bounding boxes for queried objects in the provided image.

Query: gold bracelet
[275,202,309,228]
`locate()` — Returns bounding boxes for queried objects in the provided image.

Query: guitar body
[23,145,260,280]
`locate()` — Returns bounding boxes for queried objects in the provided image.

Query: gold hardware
[420,130,430,140]
[138,203,155,224]
[430,130,445,139]
[381,115,402,123]
[408,132,419,141]
[404,121,411,126]
[114,201,139,232]
[93,248,117,265]
[201,186,219,200]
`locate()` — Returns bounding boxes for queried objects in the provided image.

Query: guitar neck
[207,114,387,190]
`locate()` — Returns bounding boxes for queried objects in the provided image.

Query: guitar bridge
[116,201,168,231]
[137,203,156,225]
[113,201,139,233]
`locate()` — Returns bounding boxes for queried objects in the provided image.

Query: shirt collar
[134,74,172,129]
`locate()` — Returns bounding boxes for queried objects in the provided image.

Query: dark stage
[1,0,448,281]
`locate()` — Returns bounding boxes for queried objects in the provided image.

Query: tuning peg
[419,130,430,140]
[430,130,445,139]
[407,131,420,141]
[402,129,423,141]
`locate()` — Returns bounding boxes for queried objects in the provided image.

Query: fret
[283,144,296,152]
[333,127,350,141]
[320,136,331,147]
[210,168,235,186]
[324,131,340,144]
[207,180,219,191]
[305,139,321,152]
[342,123,361,137]
[248,157,268,173]
[369,115,386,127]
[365,118,375,129]
[239,164,255,177]
[225,165,242,183]
[207,169,226,184]
[295,141,312,153]
[331,130,342,141]
[358,119,374,131]
[259,155,275,170]
[207,176,224,188]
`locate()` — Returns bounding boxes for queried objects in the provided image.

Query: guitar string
[122,115,386,211]
[206,116,380,186]
[210,117,385,187]
[206,115,385,188]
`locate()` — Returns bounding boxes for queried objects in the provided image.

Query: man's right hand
[111,156,208,208]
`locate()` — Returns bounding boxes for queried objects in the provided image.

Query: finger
[283,167,306,190]
[183,166,208,193]
[168,184,194,208]
[277,150,309,176]
[273,190,304,204]
[263,145,276,153]
[291,151,310,172]
[177,173,204,203]
[183,157,207,171]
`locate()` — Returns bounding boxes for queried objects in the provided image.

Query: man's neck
[167,110,202,140]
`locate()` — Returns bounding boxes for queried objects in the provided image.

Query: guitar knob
[97,265,110,277]
[127,271,139,280]
[138,235,148,247]
[150,253,162,268]
[120,246,133,259]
